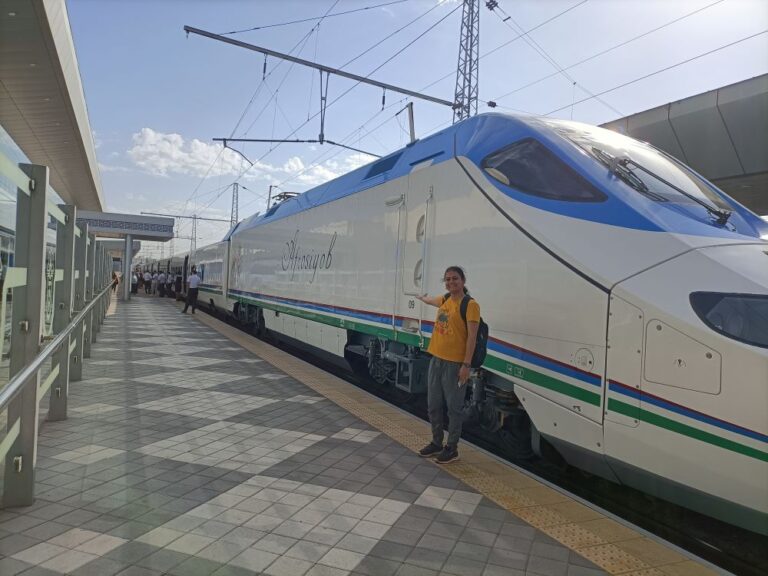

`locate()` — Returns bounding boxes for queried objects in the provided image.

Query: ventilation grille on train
[365,152,403,179]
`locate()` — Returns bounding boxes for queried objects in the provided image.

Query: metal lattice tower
[190,215,197,261]
[453,0,480,123]
[230,182,239,228]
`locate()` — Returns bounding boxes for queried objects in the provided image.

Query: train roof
[231,113,768,241]
[231,113,503,237]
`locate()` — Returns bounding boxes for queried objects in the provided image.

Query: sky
[66,0,768,257]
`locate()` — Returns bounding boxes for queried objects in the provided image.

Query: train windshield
[548,121,734,214]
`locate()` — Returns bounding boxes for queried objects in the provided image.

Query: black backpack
[443,293,489,369]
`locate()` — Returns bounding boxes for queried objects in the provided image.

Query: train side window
[482,138,606,202]
[690,292,768,349]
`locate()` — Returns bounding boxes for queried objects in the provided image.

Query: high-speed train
[151,114,768,534]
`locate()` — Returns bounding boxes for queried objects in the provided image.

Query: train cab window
[690,292,768,349]
[482,138,606,202]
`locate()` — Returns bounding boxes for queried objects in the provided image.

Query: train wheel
[478,402,502,434]
[344,350,370,380]
[498,410,535,461]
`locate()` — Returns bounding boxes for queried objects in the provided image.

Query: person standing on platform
[143,270,151,294]
[151,271,158,295]
[131,271,138,294]
[415,266,480,464]
[182,266,200,314]
[111,271,119,293]
[157,271,166,297]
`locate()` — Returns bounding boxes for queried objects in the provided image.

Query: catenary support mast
[230,183,239,229]
[453,0,480,123]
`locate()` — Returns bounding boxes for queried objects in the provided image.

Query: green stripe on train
[199,286,223,295]
[484,355,601,406]
[231,293,601,407]
[608,398,768,462]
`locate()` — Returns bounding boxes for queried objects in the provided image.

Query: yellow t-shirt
[427,295,481,363]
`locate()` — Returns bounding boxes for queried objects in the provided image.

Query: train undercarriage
[226,301,536,460]
[343,331,535,461]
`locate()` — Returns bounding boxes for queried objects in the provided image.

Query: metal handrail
[0,283,113,411]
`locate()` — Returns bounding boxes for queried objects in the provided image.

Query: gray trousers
[427,356,467,448]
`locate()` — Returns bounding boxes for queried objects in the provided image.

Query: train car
[201,113,767,534]
[194,241,229,312]
[165,253,188,299]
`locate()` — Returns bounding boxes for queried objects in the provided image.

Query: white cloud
[98,162,131,173]
[291,152,376,186]
[128,128,252,178]
[126,127,376,189]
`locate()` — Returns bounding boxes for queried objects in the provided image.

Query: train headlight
[690,292,768,349]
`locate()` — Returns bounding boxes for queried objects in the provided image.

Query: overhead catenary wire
[239,19,331,138]
[338,0,444,69]
[307,22,321,119]
[238,104,406,213]
[180,1,729,218]
[218,0,409,36]
[185,20,457,108]
[182,22,327,214]
[182,1,341,217]
[191,0,460,219]
[491,0,728,104]
[544,29,768,116]
[230,13,330,139]
[201,1,462,197]
[487,0,623,117]
[271,101,460,200]
[230,0,442,141]
[415,0,589,97]
[179,31,308,214]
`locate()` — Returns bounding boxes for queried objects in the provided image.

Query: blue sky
[67,0,768,255]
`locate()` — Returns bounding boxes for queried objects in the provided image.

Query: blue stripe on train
[609,382,768,444]
[230,288,601,388]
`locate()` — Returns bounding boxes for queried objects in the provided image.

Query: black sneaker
[436,445,459,464]
[418,443,443,458]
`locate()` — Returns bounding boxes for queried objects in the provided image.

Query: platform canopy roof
[77,211,174,242]
[0,0,103,211]
[602,74,768,216]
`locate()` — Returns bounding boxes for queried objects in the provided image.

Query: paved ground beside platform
[0,296,719,576]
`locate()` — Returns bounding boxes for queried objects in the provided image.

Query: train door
[604,295,643,427]
[182,255,189,298]
[399,170,436,342]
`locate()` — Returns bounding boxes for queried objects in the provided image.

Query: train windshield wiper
[591,147,732,226]
[591,147,666,202]
[623,157,732,226]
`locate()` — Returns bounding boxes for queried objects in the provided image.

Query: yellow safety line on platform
[184,303,719,576]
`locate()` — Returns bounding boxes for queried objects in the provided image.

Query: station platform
[0,296,721,576]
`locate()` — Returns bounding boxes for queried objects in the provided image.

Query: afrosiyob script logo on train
[281,229,337,283]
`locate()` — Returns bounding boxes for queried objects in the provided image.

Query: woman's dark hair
[444,266,469,295]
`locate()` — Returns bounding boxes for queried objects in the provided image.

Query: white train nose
[606,242,768,533]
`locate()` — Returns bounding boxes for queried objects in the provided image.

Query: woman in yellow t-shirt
[415,266,480,464]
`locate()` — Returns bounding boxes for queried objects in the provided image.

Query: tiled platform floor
[0,296,672,575]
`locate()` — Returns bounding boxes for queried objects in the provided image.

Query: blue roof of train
[228,119,459,240]
[230,113,768,241]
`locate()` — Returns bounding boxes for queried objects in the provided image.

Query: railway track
[204,305,767,576]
